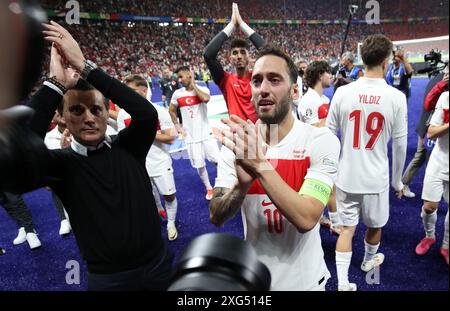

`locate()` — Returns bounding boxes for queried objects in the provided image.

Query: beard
[254,92,292,125]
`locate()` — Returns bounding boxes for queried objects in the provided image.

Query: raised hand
[60,129,72,149]
[43,21,86,72]
[234,3,244,25]
[49,44,79,89]
[231,3,238,26]
[220,115,269,176]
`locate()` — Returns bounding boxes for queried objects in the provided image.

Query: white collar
[70,135,112,157]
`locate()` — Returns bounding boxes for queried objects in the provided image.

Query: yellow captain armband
[299,179,332,206]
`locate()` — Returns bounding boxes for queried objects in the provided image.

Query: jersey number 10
[349,110,384,150]
[263,209,283,233]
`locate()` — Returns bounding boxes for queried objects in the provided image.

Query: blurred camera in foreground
[168,233,271,291]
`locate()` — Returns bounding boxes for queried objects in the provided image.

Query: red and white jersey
[117,103,174,177]
[171,86,211,143]
[298,88,330,124]
[215,119,340,290]
[219,71,258,124]
[44,126,63,150]
[326,77,408,193]
[427,91,449,181]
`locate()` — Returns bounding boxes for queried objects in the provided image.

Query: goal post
[356,35,449,65]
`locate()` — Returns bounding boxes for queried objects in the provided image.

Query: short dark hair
[304,61,331,88]
[361,34,393,68]
[123,74,147,88]
[256,45,298,84]
[230,39,248,50]
[174,66,190,74]
[64,80,109,110]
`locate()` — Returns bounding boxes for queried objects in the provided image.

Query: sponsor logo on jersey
[261,200,273,207]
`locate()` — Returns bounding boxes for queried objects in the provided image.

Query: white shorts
[151,172,176,196]
[422,174,449,204]
[186,139,220,169]
[336,187,389,228]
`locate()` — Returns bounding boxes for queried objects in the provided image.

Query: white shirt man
[415,91,449,265]
[298,88,330,125]
[117,99,179,241]
[210,47,341,291]
[326,37,408,290]
[215,120,340,290]
[170,69,221,200]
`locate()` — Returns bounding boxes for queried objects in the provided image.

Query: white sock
[151,180,164,213]
[329,211,342,227]
[166,198,178,223]
[363,240,380,262]
[421,207,437,239]
[197,166,212,190]
[443,210,449,249]
[336,251,352,287]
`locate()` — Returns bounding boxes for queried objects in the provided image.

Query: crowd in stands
[37,19,446,82]
[37,0,449,82]
[41,0,448,20]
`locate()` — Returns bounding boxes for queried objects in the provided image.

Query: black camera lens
[168,233,271,291]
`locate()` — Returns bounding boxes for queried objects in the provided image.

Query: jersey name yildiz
[326,78,408,193]
[426,91,449,181]
[298,88,330,124]
[171,86,211,143]
[215,119,340,290]
[117,104,174,177]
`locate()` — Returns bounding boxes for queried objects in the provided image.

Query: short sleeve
[304,128,341,187]
[214,146,237,189]
[170,90,179,107]
[117,109,131,131]
[158,107,175,131]
[430,92,449,126]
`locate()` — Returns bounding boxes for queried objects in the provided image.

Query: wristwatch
[80,59,98,80]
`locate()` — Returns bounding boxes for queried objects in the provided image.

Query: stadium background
[0,0,449,291]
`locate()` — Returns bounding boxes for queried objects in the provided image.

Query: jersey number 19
[349,110,384,150]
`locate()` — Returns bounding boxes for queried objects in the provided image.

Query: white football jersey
[326,77,408,193]
[426,91,449,181]
[170,86,211,143]
[215,119,340,290]
[298,88,330,124]
[44,126,63,150]
[117,103,174,177]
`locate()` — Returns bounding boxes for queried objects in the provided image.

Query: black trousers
[87,248,174,291]
[51,191,66,221]
[0,192,35,233]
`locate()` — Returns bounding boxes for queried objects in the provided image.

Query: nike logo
[261,200,273,207]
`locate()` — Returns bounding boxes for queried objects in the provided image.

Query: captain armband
[299,179,332,206]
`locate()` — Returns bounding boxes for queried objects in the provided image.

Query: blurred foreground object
[168,233,271,291]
